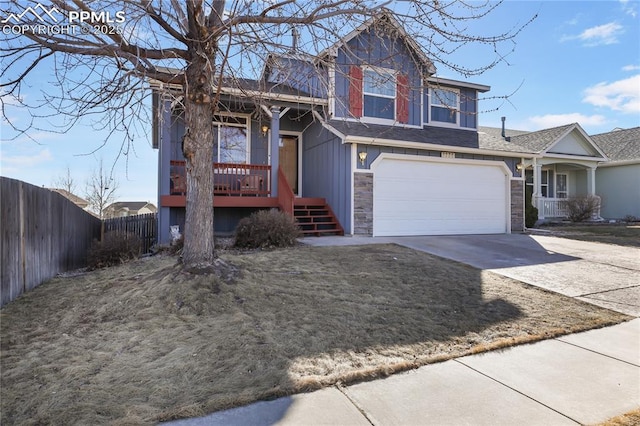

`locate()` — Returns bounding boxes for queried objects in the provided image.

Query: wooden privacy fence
[103,213,157,254]
[1,177,102,306]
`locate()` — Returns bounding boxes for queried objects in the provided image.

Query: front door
[279,135,299,195]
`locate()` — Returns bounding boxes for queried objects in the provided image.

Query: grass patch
[538,223,640,247]
[597,408,640,426]
[0,244,630,424]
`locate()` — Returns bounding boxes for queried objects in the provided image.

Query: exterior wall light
[516,162,524,171]
[358,151,368,166]
[261,125,269,137]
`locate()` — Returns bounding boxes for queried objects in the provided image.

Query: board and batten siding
[333,28,423,126]
[302,122,352,233]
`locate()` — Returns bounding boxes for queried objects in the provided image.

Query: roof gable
[548,129,600,157]
[320,10,436,75]
[510,123,607,159]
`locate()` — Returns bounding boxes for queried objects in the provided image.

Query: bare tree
[85,158,118,219]
[0,1,535,269]
[51,165,77,194]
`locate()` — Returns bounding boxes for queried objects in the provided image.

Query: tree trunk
[182,89,215,268]
[181,2,217,269]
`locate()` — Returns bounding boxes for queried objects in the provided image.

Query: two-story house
[152,11,532,244]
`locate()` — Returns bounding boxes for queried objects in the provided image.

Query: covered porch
[523,159,601,220]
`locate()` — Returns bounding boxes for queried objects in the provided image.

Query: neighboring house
[479,123,608,221]
[48,188,90,210]
[104,202,157,219]
[152,11,533,243]
[592,127,640,220]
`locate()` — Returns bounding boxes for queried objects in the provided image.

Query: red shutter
[397,73,409,124]
[349,65,363,118]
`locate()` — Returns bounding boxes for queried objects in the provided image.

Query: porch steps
[293,198,344,236]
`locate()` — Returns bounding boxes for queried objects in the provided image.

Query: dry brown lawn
[539,223,640,247]
[0,244,631,425]
[597,408,640,426]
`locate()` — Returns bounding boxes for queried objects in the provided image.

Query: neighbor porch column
[587,166,596,196]
[587,166,601,219]
[270,106,280,197]
[532,160,544,219]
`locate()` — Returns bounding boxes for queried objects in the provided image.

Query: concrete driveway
[302,234,640,317]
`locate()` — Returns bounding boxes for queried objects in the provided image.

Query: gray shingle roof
[327,120,480,149]
[508,123,576,153]
[107,202,156,212]
[327,121,532,155]
[591,127,640,162]
[477,127,535,153]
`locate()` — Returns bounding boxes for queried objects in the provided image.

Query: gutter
[343,135,540,159]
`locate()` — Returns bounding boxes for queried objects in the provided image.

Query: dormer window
[363,67,396,120]
[430,88,459,126]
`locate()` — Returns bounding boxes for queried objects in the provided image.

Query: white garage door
[373,155,509,236]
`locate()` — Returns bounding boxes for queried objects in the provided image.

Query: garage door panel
[373,157,508,236]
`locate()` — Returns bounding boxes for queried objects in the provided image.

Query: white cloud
[620,0,638,18]
[528,113,607,129]
[622,64,640,71]
[0,91,23,106]
[0,149,53,175]
[561,22,624,46]
[583,74,640,114]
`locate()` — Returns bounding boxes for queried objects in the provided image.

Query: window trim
[361,65,398,124]
[212,113,251,164]
[429,87,460,128]
[556,173,568,199]
[540,169,549,198]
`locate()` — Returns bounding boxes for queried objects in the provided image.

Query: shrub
[525,203,539,228]
[566,195,600,222]
[234,209,301,249]
[87,231,142,269]
[524,186,538,228]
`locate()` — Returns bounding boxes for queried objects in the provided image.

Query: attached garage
[372,154,510,236]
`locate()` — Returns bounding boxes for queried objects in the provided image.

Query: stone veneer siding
[353,172,373,235]
[510,179,524,233]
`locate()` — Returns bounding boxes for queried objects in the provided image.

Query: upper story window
[213,115,249,164]
[363,68,396,120]
[430,88,459,126]
[349,65,409,124]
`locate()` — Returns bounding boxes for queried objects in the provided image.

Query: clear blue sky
[1,0,639,203]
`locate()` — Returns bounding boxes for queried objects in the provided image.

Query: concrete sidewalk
[164,319,639,425]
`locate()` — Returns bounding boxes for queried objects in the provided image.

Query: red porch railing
[170,160,271,196]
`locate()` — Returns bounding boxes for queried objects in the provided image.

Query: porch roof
[149,71,324,105]
[591,126,640,162]
[480,123,608,160]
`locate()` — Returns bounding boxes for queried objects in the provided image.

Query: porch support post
[158,96,172,244]
[587,166,596,196]
[532,160,543,219]
[270,106,280,197]
[587,166,601,220]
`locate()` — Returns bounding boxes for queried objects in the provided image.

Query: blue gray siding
[460,89,477,129]
[302,121,352,232]
[424,87,478,128]
[334,27,423,125]
[266,56,327,98]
